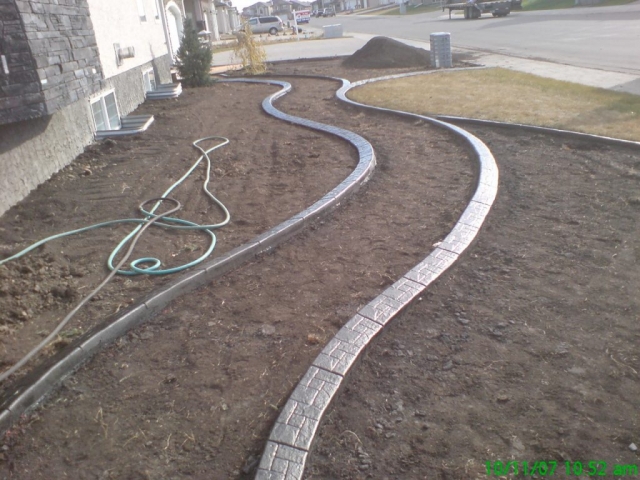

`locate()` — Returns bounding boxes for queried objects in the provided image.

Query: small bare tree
[233,23,267,75]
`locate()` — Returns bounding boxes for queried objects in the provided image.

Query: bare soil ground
[1,57,639,479]
[307,127,640,479]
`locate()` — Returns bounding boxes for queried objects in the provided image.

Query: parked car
[322,8,336,16]
[246,16,284,35]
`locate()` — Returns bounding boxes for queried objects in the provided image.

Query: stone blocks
[1,0,102,126]
[257,71,501,480]
[270,367,342,450]
[256,442,307,480]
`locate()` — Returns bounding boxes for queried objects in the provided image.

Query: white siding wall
[88,0,169,80]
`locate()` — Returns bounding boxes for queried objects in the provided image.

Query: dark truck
[443,0,521,19]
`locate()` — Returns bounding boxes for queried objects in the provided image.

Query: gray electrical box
[323,24,343,38]
[430,32,452,69]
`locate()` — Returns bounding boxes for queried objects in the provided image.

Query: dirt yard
[1,56,639,479]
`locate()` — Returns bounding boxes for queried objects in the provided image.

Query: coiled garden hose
[0,136,230,274]
[0,136,231,382]
[0,198,182,383]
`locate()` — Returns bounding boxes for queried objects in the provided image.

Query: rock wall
[0,96,93,217]
[0,55,172,217]
[0,0,45,122]
[0,0,104,125]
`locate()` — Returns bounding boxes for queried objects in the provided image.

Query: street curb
[255,73,499,479]
[0,78,377,436]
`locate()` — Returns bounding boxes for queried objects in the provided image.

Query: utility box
[323,24,343,38]
[430,32,452,68]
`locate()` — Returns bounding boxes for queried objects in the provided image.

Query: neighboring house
[0,0,184,217]
[242,1,273,17]
[366,0,394,8]
[165,0,187,56]
[339,0,360,9]
[182,0,220,41]
[290,0,312,10]
[312,0,343,12]
[214,0,240,35]
[272,0,309,20]
[272,0,293,16]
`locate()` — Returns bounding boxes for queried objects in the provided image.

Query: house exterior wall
[0,96,93,217]
[1,0,103,125]
[0,56,170,217]
[0,0,175,216]
[0,0,45,123]
[104,56,171,117]
[87,0,168,80]
[215,6,231,34]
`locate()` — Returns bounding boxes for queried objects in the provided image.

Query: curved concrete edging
[254,73,500,479]
[0,79,377,436]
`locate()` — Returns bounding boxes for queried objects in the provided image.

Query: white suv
[247,16,284,35]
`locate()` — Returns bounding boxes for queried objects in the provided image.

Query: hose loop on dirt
[0,197,182,383]
[0,137,230,381]
[0,136,230,276]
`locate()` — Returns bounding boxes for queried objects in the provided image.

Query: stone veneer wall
[0,0,44,122]
[0,55,172,217]
[0,0,103,125]
[0,96,93,217]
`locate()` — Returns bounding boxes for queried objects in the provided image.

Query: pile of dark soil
[343,36,430,69]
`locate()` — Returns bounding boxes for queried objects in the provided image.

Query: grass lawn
[522,0,637,10]
[349,67,640,141]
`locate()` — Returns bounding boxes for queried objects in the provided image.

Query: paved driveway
[312,2,640,75]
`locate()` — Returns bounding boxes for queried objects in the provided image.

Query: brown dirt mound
[343,36,430,69]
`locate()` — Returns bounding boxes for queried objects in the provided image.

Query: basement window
[143,69,157,93]
[91,90,121,131]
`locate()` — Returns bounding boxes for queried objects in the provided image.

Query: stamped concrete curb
[255,74,499,480]
[0,78,376,436]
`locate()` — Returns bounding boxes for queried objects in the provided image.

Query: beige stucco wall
[88,0,169,80]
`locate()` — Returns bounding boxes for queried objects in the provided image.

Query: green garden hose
[0,136,231,275]
[0,136,231,382]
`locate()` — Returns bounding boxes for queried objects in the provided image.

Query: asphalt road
[311,2,640,75]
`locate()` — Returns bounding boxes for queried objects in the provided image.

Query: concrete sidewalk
[212,29,640,95]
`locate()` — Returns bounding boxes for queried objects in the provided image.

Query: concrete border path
[255,71,499,479]
[253,69,640,479]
